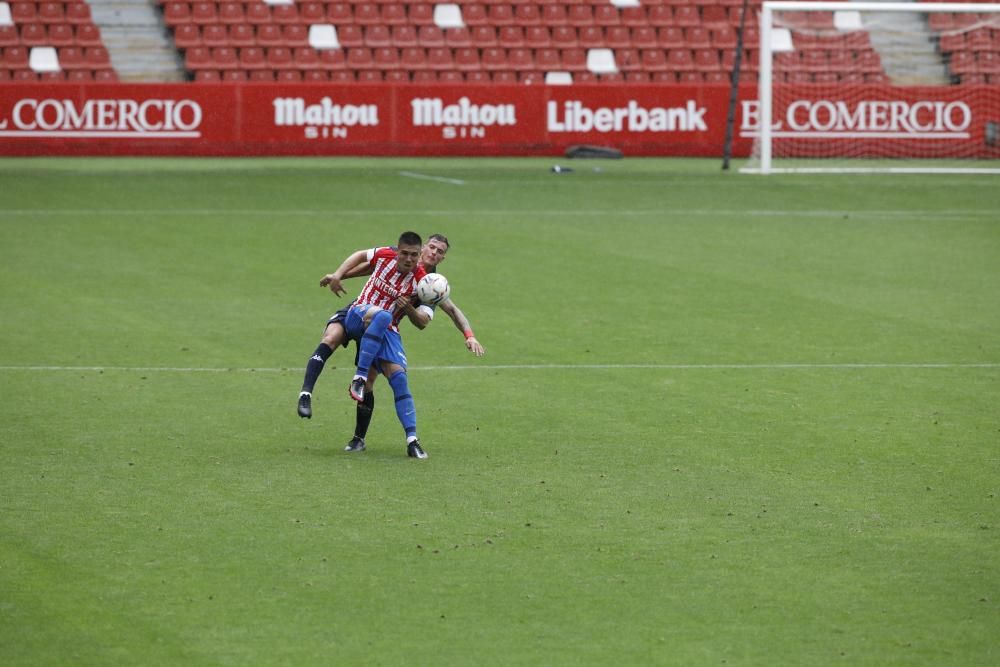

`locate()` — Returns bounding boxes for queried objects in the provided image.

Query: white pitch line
[0,363,997,373]
[397,171,465,186]
[0,208,995,220]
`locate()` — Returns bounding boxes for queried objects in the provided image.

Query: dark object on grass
[565,145,624,159]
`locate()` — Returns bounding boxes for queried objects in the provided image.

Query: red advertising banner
[738,84,1000,159]
[0,82,996,158]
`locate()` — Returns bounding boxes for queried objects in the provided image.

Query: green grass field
[1,157,998,666]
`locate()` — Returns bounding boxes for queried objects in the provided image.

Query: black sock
[301,343,333,393]
[355,391,375,439]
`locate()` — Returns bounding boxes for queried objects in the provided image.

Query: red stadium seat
[508,47,534,71]
[365,25,392,48]
[567,6,593,28]
[10,2,38,24]
[353,3,380,26]
[0,27,19,48]
[561,48,587,72]
[185,46,212,70]
[173,24,201,48]
[499,26,525,48]
[463,4,488,26]
[400,46,428,70]
[408,4,434,26]
[551,25,578,48]
[487,5,516,27]
[674,6,699,28]
[75,24,103,47]
[658,26,684,48]
[48,24,75,47]
[194,69,222,83]
[202,24,229,47]
[66,69,94,81]
[246,3,271,25]
[446,27,473,47]
[515,4,541,26]
[271,4,299,25]
[218,3,244,25]
[58,46,84,69]
[267,46,293,69]
[300,3,325,23]
[337,26,364,48]
[319,48,347,71]
[615,48,640,72]
[257,24,284,47]
[346,46,373,69]
[542,5,568,26]
[239,46,266,70]
[578,25,603,48]
[632,26,657,49]
[20,24,49,47]
[190,2,217,25]
[392,26,418,48]
[685,26,710,48]
[38,2,64,23]
[229,24,256,48]
[525,26,551,48]
[326,4,353,24]
[426,46,453,70]
[381,4,408,26]
[454,46,480,71]
[471,25,498,47]
[418,25,444,47]
[594,5,620,27]
[480,46,507,71]
[210,46,237,69]
[65,3,92,25]
[535,47,560,71]
[373,46,400,70]
[647,6,673,28]
[292,46,322,71]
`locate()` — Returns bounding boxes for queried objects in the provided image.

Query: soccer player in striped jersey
[298,231,429,458]
[345,234,484,454]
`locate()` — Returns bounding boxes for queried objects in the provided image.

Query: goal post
[743,1,1000,174]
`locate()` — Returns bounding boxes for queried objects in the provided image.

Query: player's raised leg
[351,309,392,402]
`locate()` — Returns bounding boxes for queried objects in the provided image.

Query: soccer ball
[416,273,450,305]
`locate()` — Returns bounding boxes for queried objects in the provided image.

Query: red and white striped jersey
[355,247,427,330]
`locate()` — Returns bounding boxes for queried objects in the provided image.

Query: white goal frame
[750,1,1000,174]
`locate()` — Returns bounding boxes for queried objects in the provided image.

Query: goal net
[742,1,1000,173]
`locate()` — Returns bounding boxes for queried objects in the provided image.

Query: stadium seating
[0,0,117,80]
[5,0,990,86]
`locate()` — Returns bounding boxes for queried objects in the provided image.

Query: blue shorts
[343,304,408,371]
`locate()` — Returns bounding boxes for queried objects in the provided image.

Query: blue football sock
[388,370,417,439]
[356,310,392,376]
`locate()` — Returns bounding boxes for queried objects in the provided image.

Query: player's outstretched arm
[320,249,369,296]
[439,299,485,356]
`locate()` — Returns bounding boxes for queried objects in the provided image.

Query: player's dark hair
[399,231,422,247]
[428,233,450,248]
